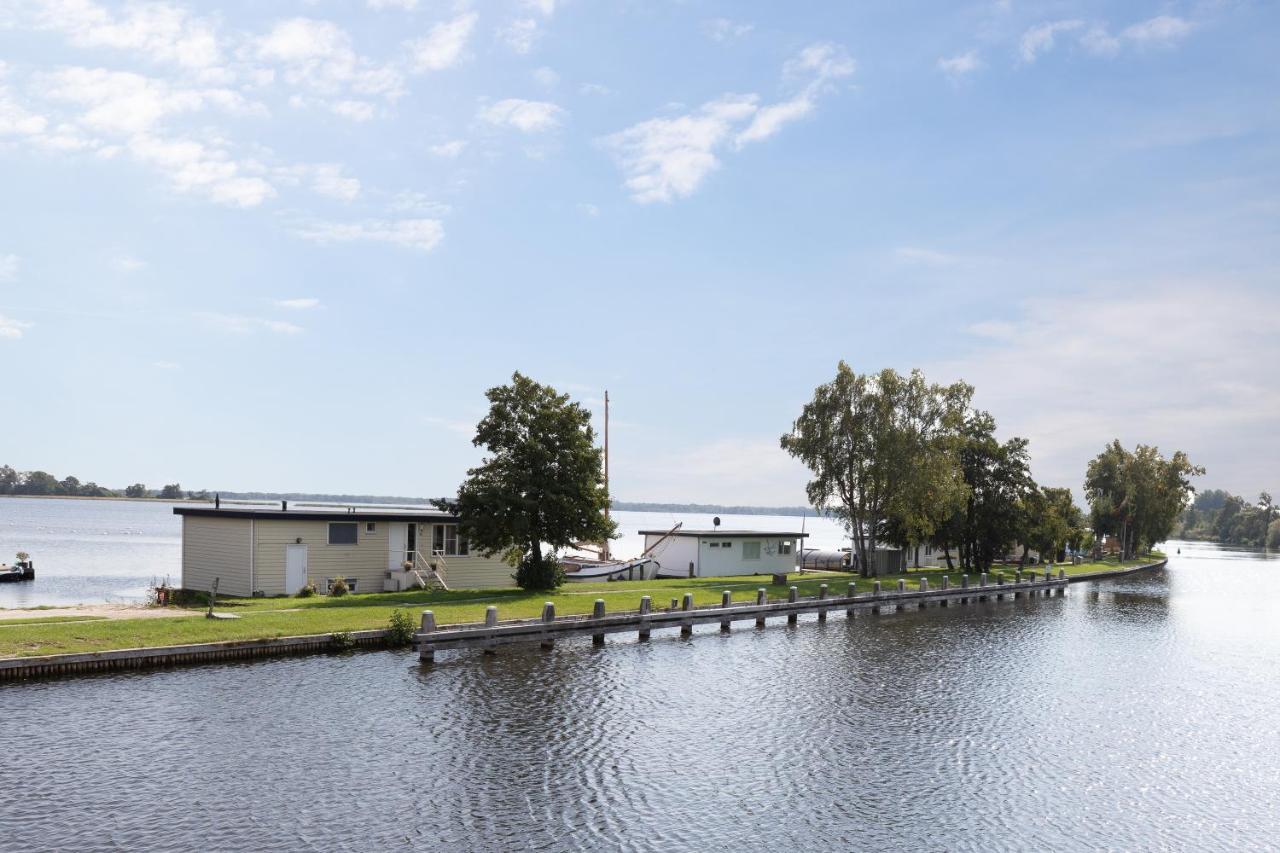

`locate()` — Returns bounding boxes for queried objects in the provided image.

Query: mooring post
[720,591,732,632]
[756,588,768,627]
[872,580,881,614]
[638,595,652,641]
[419,610,436,663]
[482,606,499,654]
[817,584,828,622]
[670,598,678,612]
[592,599,606,646]
[540,602,555,650]
[846,582,858,617]
[681,593,694,636]
[918,576,929,608]
[787,586,799,625]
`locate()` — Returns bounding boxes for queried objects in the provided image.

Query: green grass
[0,615,109,627]
[0,553,1164,659]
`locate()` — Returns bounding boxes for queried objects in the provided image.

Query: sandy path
[0,604,197,622]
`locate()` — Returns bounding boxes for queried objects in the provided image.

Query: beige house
[176,506,515,596]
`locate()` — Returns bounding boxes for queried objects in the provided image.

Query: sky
[0,0,1277,506]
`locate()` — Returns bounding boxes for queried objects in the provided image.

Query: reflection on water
[3,542,1280,851]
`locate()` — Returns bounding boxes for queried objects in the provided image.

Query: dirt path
[0,604,196,622]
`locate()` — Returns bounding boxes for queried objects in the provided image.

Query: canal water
[2,542,1278,851]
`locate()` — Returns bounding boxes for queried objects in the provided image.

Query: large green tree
[1085,440,1203,558]
[439,372,614,590]
[781,363,972,576]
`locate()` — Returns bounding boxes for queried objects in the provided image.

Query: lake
[0,497,848,607]
[2,539,1278,850]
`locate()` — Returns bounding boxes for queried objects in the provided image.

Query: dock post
[918,577,928,608]
[756,588,767,627]
[638,596,652,641]
[591,599,607,646]
[721,591,732,633]
[670,598,678,612]
[940,574,949,606]
[483,606,499,654]
[787,586,799,625]
[419,610,436,663]
[896,578,906,611]
[681,593,694,636]
[817,584,828,622]
[540,602,555,650]
[846,582,857,617]
[872,580,881,614]
[979,573,988,601]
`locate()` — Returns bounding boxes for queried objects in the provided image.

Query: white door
[285,544,309,594]
[388,523,408,571]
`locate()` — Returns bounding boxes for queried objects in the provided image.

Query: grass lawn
[0,552,1163,659]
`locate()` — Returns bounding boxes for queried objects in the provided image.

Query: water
[2,540,1278,851]
[0,497,849,607]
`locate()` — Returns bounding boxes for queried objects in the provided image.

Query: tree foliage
[1181,488,1277,548]
[437,372,614,590]
[781,363,972,576]
[1085,440,1203,559]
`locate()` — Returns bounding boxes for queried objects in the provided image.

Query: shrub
[386,609,415,647]
[330,631,356,651]
[329,577,349,597]
[296,581,316,598]
[1268,519,1280,550]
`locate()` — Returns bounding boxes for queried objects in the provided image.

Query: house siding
[181,515,253,597]
[254,519,389,595]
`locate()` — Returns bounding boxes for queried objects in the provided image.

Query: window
[365,522,377,534]
[708,542,720,548]
[779,541,793,555]
[328,522,358,545]
[742,541,761,560]
[433,524,470,556]
[721,541,732,548]
[326,577,357,593]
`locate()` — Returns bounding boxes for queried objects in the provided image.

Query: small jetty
[0,555,34,583]
[417,568,1071,661]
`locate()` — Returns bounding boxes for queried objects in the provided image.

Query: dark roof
[639,529,808,538]
[174,507,459,523]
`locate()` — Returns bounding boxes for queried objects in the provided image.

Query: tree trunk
[1018,544,1029,569]
[943,544,954,572]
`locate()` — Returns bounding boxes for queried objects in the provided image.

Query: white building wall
[696,537,797,577]
[646,534,698,577]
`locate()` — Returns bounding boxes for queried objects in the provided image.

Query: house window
[328,522,358,545]
[365,522,377,534]
[708,542,720,548]
[721,541,732,548]
[779,541,793,555]
[326,577,357,593]
[433,524,470,556]
[742,541,761,560]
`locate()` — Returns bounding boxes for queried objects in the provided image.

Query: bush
[330,631,356,652]
[296,581,316,598]
[387,609,415,647]
[514,552,564,590]
[329,577,349,597]
[1268,519,1280,550]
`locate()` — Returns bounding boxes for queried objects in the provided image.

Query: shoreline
[0,556,1166,681]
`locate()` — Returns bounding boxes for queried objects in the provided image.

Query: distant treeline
[1180,489,1279,549]
[611,501,814,517]
[0,464,186,500]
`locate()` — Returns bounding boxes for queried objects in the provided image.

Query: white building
[641,528,807,578]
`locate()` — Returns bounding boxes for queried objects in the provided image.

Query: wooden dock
[416,569,1071,661]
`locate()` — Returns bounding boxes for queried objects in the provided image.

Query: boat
[0,561,34,582]
[561,556,660,582]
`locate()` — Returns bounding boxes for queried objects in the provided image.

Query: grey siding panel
[181,516,253,597]
[254,519,389,595]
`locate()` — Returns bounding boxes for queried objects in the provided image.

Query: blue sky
[1,0,1277,504]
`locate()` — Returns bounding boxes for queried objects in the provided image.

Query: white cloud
[705,18,753,42]
[128,134,276,207]
[330,100,377,121]
[27,0,224,73]
[429,139,467,158]
[407,13,478,72]
[1123,15,1194,46]
[198,312,303,335]
[579,82,612,96]
[0,254,18,282]
[523,0,556,16]
[533,66,559,88]
[499,18,540,54]
[274,297,321,310]
[41,67,258,136]
[292,218,445,252]
[368,0,419,9]
[936,284,1280,498]
[1080,26,1121,57]
[1019,19,1083,63]
[0,313,33,340]
[478,98,565,133]
[254,18,403,102]
[0,64,48,137]
[606,43,853,203]
[152,360,182,370]
[937,50,982,77]
[578,202,599,216]
[110,254,147,273]
[391,191,451,215]
[309,164,360,201]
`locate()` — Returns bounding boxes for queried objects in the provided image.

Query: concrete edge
[1065,557,1168,584]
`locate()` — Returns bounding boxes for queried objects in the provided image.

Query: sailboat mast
[602,389,611,561]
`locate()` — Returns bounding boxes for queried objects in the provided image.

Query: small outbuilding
[175,506,515,596]
[640,528,807,578]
